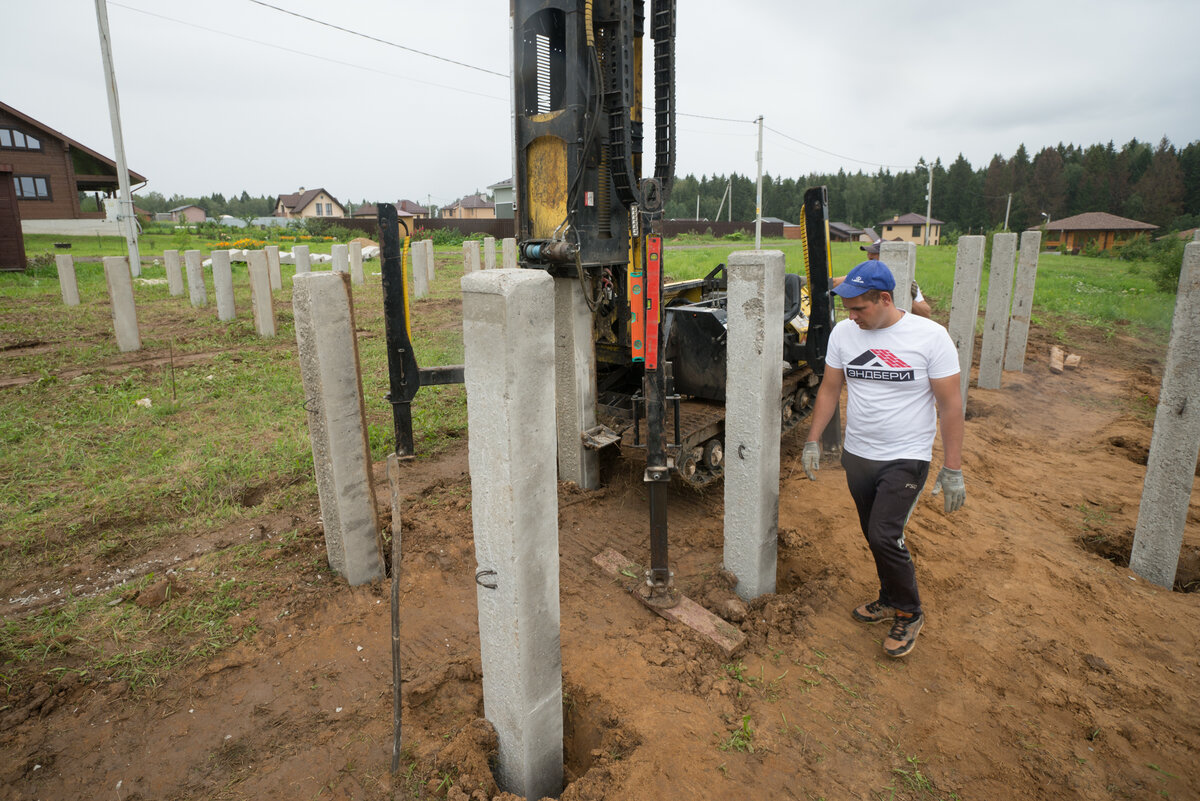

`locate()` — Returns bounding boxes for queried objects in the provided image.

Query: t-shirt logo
[846,349,915,381]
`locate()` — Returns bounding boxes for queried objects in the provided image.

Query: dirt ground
[2,320,1199,801]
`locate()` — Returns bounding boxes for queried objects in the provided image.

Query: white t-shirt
[825,312,960,461]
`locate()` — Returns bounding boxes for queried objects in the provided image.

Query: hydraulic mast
[512,0,678,603]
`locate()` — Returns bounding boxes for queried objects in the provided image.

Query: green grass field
[661,238,1177,335]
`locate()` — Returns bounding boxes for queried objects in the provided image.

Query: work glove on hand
[801,441,820,481]
[931,466,966,513]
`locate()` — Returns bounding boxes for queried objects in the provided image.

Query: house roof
[829,222,862,237]
[277,188,344,214]
[169,204,203,212]
[0,99,147,184]
[880,212,946,227]
[488,178,513,189]
[397,199,428,214]
[448,193,494,210]
[861,227,879,242]
[1045,212,1157,232]
[352,202,414,218]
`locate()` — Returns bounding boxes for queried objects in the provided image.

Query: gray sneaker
[851,599,896,624]
[883,611,925,658]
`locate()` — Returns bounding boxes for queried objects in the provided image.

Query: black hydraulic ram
[378,204,465,458]
[379,204,420,457]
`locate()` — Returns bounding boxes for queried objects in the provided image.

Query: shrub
[1114,233,1153,262]
[1150,236,1187,292]
[413,228,468,246]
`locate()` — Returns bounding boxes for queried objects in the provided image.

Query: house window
[315,204,323,217]
[13,175,51,200]
[912,225,922,237]
[325,203,332,215]
[0,128,42,151]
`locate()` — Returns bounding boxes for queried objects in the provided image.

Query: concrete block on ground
[1130,243,1200,588]
[332,244,349,275]
[265,245,282,291]
[212,250,236,321]
[424,240,435,282]
[723,250,785,600]
[294,244,312,275]
[462,268,563,801]
[553,278,599,489]
[247,250,276,337]
[184,249,207,307]
[463,240,482,274]
[412,240,429,299]
[879,241,915,313]
[292,271,386,586]
[1004,231,1042,372]
[502,237,518,269]
[948,236,985,414]
[103,256,140,352]
[349,241,364,285]
[164,249,184,296]
[978,232,1018,389]
[484,236,496,270]
[56,254,79,306]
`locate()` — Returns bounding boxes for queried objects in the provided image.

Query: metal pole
[1003,192,1012,231]
[923,162,933,247]
[93,0,140,277]
[755,115,764,250]
[727,178,732,222]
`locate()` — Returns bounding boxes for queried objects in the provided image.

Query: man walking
[801,260,965,658]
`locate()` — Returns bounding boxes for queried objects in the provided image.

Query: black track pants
[841,450,930,616]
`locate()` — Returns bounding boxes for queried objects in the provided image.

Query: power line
[764,124,916,171]
[676,111,756,124]
[246,0,508,78]
[113,2,930,176]
[107,3,507,101]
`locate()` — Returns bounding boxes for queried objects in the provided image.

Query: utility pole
[1003,192,1012,231]
[754,115,764,250]
[727,178,732,222]
[923,162,933,246]
[94,0,140,277]
[695,193,699,221]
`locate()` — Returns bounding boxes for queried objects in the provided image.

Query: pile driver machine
[380,0,837,607]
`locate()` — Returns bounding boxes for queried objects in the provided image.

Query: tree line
[664,137,1200,237]
[132,190,278,220]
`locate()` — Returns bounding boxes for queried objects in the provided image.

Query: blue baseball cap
[833,260,896,298]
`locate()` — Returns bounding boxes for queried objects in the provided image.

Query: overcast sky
[5,0,1198,210]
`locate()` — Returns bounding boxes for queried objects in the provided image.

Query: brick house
[878,212,944,246]
[1042,212,1157,253]
[274,187,345,219]
[442,193,495,220]
[0,100,146,222]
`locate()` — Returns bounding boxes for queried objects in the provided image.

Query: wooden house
[0,100,146,223]
[169,204,206,223]
[1042,212,1157,253]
